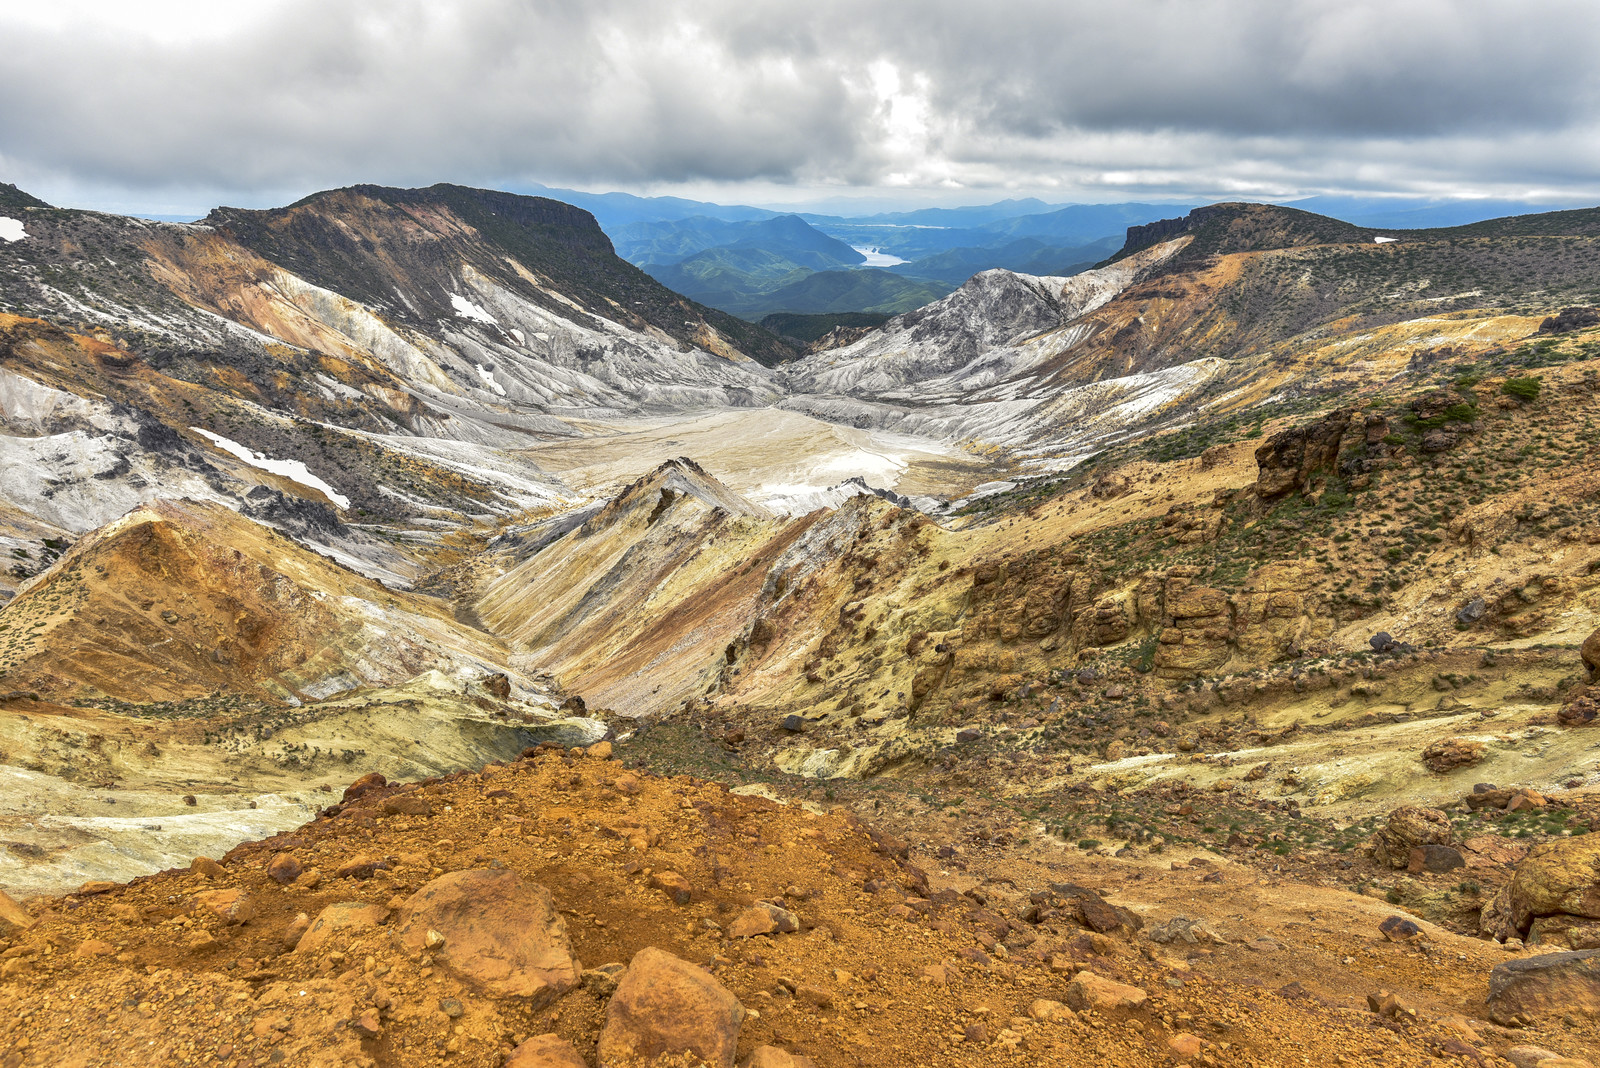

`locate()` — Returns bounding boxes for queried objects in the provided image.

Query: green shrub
[1502,377,1542,401]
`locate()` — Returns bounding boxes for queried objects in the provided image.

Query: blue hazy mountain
[614,215,865,269]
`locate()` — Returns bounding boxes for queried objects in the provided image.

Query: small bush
[1077,839,1102,850]
[1502,377,1542,401]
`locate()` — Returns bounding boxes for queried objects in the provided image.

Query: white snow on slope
[474,363,507,396]
[451,293,498,324]
[190,427,351,509]
[0,217,26,242]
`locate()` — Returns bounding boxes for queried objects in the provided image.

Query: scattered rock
[1148,916,1227,945]
[1506,1046,1590,1068]
[342,771,386,803]
[190,856,224,879]
[1028,999,1071,1023]
[1065,971,1147,1012]
[1379,915,1423,943]
[1560,697,1598,728]
[394,869,579,1004]
[382,795,433,817]
[334,854,390,879]
[741,1046,817,1068]
[295,901,389,954]
[1372,806,1453,869]
[483,672,512,699]
[729,902,800,938]
[193,888,253,925]
[583,962,627,996]
[649,870,693,905]
[1169,1033,1205,1061]
[1366,989,1418,1020]
[780,715,805,733]
[265,853,303,885]
[597,946,745,1068]
[586,740,614,760]
[1488,949,1600,1025]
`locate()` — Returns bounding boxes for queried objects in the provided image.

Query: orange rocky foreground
[0,746,1596,1068]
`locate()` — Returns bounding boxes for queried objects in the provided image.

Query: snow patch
[474,363,507,396]
[1374,236,1398,244]
[190,427,351,509]
[0,217,25,243]
[450,293,498,324]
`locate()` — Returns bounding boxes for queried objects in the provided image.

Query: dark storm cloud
[1,0,1598,203]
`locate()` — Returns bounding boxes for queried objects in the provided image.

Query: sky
[3,0,1600,216]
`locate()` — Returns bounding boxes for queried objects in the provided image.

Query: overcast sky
[3,0,1599,215]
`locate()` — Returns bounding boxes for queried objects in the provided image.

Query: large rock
[1506,837,1600,936]
[1584,628,1600,679]
[1372,807,1453,869]
[1488,950,1600,1025]
[597,946,745,1068]
[394,869,578,1004]
[1420,737,1486,773]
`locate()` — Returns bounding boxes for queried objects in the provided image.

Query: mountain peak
[1113,201,1375,261]
[0,182,51,210]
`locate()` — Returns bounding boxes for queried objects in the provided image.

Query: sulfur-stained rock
[506,1034,587,1068]
[1372,807,1453,869]
[1488,950,1600,1025]
[394,869,578,1004]
[597,946,745,1068]
[1505,836,1600,937]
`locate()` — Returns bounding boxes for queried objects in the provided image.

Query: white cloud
[1,0,1597,208]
